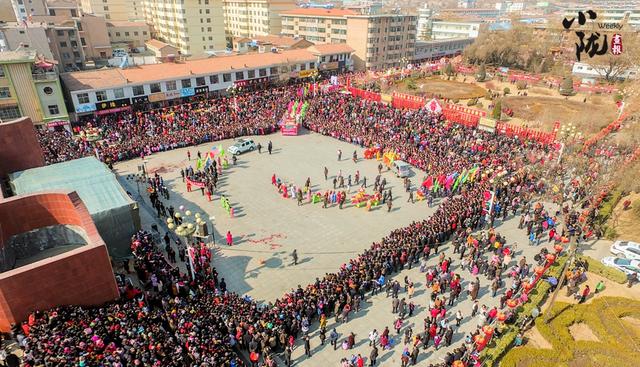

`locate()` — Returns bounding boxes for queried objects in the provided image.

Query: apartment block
[223,0,297,38]
[107,21,151,49]
[80,0,143,21]
[9,0,48,20]
[0,50,69,124]
[346,14,417,71]
[141,0,226,57]
[280,8,354,44]
[431,20,481,39]
[0,22,54,60]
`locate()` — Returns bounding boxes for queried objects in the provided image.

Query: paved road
[113,130,555,366]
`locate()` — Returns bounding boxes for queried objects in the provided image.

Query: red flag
[422,176,433,189]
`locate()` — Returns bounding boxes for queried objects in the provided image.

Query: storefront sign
[164,90,181,100]
[194,86,209,95]
[320,62,339,71]
[148,93,166,102]
[46,120,70,128]
[298,69,318,78]
[75,103,97,113]
[95,106,131,116]
[180,87,195,97]
[132,96,149,105]
[95,98,131,111]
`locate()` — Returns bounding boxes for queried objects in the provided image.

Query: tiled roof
[279,8,357,17]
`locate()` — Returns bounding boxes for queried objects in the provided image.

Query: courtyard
[114,130,544,366]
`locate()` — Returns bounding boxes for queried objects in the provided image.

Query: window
[300,63,306,71]
[77,93,90,104]
[95,90,107,101]
[48,9,56,16]
[0,106,21,120]
[125,32,130,37]
[100,51,107,58]
[43,86,53,95]
[48,104,60,115]
[258,68,266,77]
[113,88,125,98]
[132,85,145,96]
[71,9,77,17]
[270,67,278,75]
[0,87,11,98]
[0,67,4,78]
[209,75,219,84]
[143,31,148,36]
[196,77,206,86]
[73,51,80,58]
[165,81,177,91]
[57,30,64,36]
[235,71,244,80]
[223,73,231,82]
[80,37,86,46]
[309,62,315,69]
[62,52,70,59]
[181,79,191,88]
[149,83,161,93]
[115,32,121,37]
[134,31,138,36]
[103,6,108,10]
[247,70,255,79]
[59,41,67,47]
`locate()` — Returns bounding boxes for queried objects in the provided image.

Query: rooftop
[9,157,134,215]
[0,50,37,64]
[106,21,149,28]
[280,8,357,17]
[61,45,353,91]
[145,39,174,50]
[46,0,78,8]
[251,35,312,47]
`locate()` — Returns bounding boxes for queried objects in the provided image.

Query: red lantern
[523,281,533,291]
[475,336,486,345]
[546,253,556,263]
[453,361,466,367]
[534,266,545,275]
[482,325,494,336]
[507,299,518,308]
[497,312,507,321]
[554,244,563,253]
[562,237,570,243]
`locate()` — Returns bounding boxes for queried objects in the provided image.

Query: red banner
[186,177,206,188]
[495,122,556,145]
[442,104,486,128]
[581,113,627,153]
[347,87,381,102]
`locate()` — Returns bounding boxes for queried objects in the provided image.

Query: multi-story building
[232,35,314,53]
[80,0,143,21]
[431,20,481,39]
[437,8,499,19]
[107,21,151,49]
[141,0,226,57]
[280,8,355,44]
[0,22,54,60]
[0,50,69,124]
[413,37,474,62]
[9,0,48,20]
[61,44,353,120]
[417,5,433,40]
[346,14,417,70]
[223,0,297,38]
[1,1,17,22]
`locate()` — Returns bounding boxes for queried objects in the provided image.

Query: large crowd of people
[16,79,592,367]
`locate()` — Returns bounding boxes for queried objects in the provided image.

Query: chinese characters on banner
[562,10,623,61]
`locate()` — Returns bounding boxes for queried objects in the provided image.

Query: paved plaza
[114,130,550,366]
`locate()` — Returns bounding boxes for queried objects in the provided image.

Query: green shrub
[407,80,417,90]
[476,63,487,82]
[503,87,511,95]
[604,226,618,240]
[581,256,627,284]
[485,91,493,100]
[596,189,623,226]
[476,102,484,109]
[559,76,574,96]
[492,99,502,120]
[453,98,460,104]
[613,93,623,103]
[467,98,478,106]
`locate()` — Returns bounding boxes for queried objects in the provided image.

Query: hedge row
[499,296,640,367]
[596,189,623,226]
[581,256,628,284]
[480,255,568,365]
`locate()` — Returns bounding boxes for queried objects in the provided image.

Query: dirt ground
[501,96,618,134]
[523,326,552,349]
[552,272,640,306]
[607,192,640,242]
[568,323,600,341]
[389,77,487,100]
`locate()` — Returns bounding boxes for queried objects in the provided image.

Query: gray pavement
[113,130,551,366]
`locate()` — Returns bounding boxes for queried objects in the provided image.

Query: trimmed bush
[503,87,511,95]
[596,189,623,226]
[492,99,502,120]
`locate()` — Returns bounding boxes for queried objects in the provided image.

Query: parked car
[610,240,640,261]
[392,160,412,178]
[227,139,255,155]
[601,256,640,275]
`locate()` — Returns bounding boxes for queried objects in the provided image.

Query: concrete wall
[5,62,43,122]
[0,117,45,177]
[0,191,119,332]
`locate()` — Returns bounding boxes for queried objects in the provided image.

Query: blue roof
[10,157,133,215]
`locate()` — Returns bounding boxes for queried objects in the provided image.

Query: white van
[392,160,412,178]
